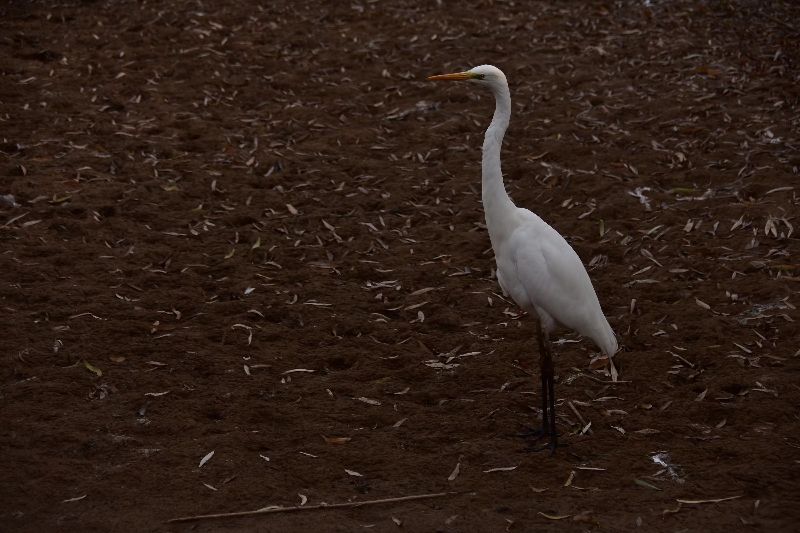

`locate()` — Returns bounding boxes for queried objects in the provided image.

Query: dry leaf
[694,65,722,77]
[677,495,741,504]
[483,466,518,473]
[634,478,661,491]
[199,450,215,468]
[355,396,381,406]
[589,355,609,369]
[83,360,102,377]
[448,461,461,481]
[323,435,351,445]
[538,512,571,520]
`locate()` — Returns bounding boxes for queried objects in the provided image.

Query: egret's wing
[506,218,604,338]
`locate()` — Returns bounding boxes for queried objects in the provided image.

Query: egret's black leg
[544,340,557,453]
[521,321,560,453]
[517,321,549,443]
[537,321,550,437]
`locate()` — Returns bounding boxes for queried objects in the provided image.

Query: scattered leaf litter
[199,451,215,468]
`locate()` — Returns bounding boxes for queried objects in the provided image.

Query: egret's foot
[517,425,560,454]
[523,436,562,455]
[515,425,549,440]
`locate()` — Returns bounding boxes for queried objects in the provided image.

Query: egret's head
[428,64,507,91]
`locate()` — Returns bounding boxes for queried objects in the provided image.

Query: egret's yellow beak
[427,71,475,81]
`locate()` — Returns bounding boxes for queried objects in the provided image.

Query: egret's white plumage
[430,65,618,449]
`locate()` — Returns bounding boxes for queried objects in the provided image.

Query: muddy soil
[1,1,799,531]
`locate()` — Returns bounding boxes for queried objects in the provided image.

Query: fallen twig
[677,495,742,505]
[568,401,592,434]
[167,491,461,523]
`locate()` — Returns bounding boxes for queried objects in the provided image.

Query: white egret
[429,65,618,450]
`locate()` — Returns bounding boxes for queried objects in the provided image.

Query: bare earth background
[1,0,799,531]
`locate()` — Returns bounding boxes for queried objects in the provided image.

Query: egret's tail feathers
[597,318,618,356]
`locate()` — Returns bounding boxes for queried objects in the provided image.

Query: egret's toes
[515,425,548,440]
[522,438,563,454]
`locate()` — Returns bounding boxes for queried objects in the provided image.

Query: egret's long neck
[482,83,515,240]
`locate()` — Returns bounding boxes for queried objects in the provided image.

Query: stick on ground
[167,491,461,523]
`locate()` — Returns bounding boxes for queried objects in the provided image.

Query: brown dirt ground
[1,0,799,531]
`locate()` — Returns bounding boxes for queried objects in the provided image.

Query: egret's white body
[430,65,617,449]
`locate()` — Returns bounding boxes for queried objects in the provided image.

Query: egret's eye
[474,73,486,80]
